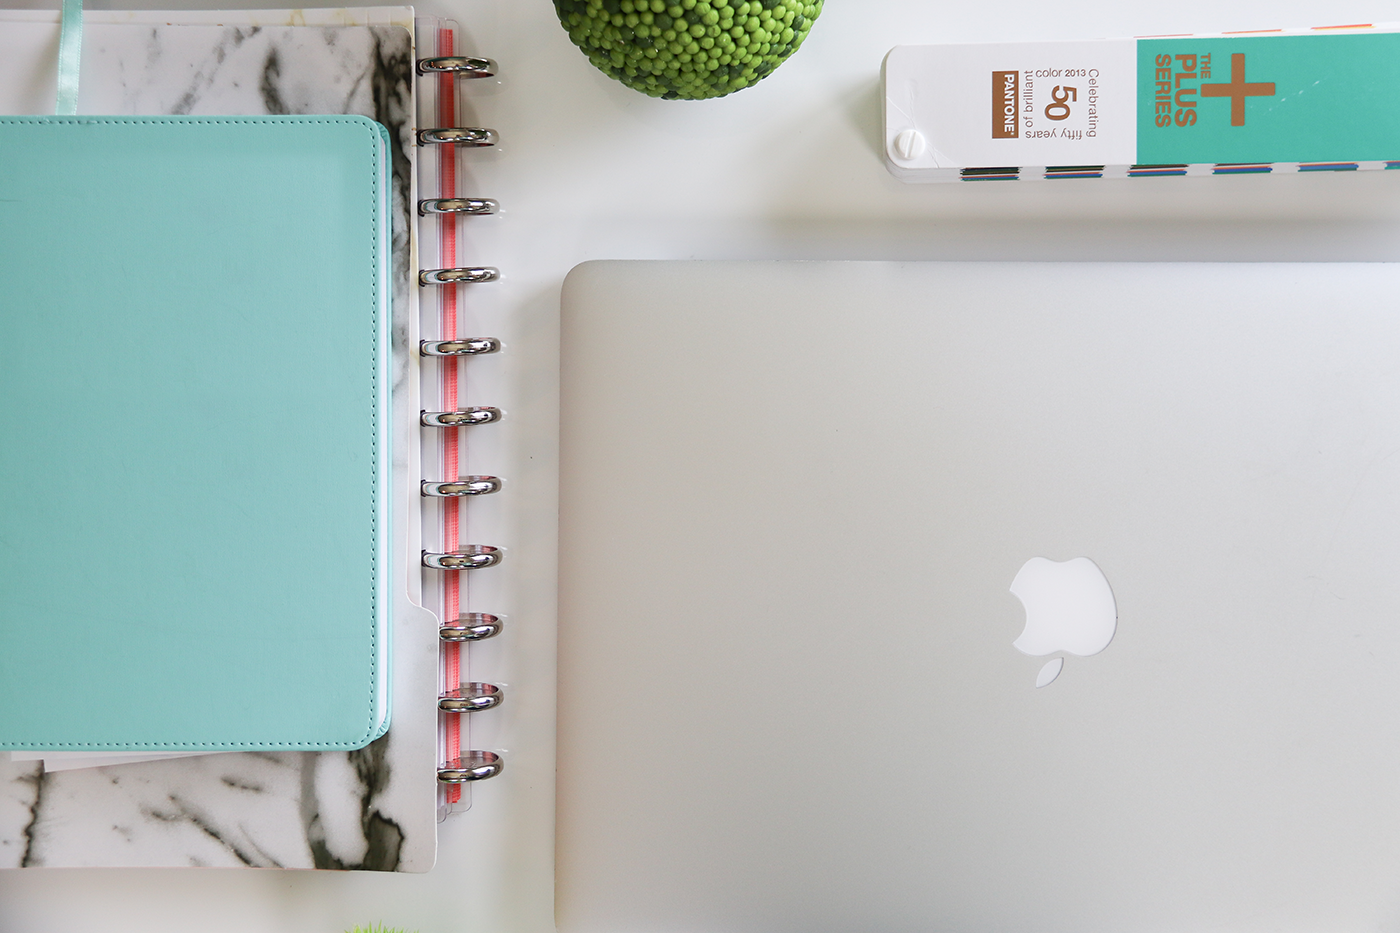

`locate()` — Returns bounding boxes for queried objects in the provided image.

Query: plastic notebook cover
[0,15,439,873]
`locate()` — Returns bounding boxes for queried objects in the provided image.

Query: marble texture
[0,16,440,872]
[4,744,417,869]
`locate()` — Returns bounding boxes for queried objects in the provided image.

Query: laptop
[557,261,1400,933]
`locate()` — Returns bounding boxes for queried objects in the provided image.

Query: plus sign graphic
[1201,53,1276,126]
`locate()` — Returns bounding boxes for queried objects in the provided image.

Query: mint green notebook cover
[0,116,391,751]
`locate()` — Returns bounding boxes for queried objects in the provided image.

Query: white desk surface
[6,0,1400,931]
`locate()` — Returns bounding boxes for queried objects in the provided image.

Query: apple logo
[1010,557,1117,688]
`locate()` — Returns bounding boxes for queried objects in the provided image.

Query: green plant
[553,0,823,100]
[346,925,414,933]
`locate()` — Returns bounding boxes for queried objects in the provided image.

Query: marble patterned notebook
[0,10,447,871]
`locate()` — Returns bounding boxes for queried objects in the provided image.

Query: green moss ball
[552,0,823,100]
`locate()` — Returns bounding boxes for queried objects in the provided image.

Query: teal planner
[0,115,392,750]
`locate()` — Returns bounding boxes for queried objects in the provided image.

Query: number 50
[1045,85,1077,121]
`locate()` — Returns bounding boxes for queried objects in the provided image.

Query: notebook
[0,8,504,871]
[557,260,1400,932]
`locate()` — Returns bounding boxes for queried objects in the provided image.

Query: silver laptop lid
[558,261,1400,933]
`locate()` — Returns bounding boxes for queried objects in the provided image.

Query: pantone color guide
[883,25,1400,181]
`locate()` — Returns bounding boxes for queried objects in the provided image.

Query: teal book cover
[0,115,392,751]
